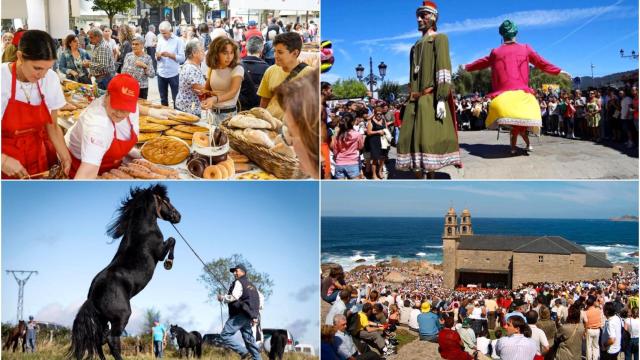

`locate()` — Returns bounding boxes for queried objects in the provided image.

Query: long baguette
[132,159,180,178]
[121,164,167,179]
[110,168,134,179]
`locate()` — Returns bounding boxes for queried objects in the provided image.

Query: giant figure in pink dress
[465,20,570,155]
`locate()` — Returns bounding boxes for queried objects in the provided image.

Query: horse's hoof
[164,259,173,270]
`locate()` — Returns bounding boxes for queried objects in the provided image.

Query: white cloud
[389,42,413,55]
[337,48,352,62]
[438,186,528,201]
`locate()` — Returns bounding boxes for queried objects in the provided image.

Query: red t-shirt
[438,329,473,360]
[394,110,402,127]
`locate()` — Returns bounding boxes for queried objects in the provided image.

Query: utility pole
[6,270,38,324]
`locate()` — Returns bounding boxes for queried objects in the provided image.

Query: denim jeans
[157,75,179,107]
[26,334,36,352]
[220,313,261,360]
[322,290,340,304]
[334,164,360,179]
[212,108,236,127]
[153,340,163,358]
[626,337,639,360]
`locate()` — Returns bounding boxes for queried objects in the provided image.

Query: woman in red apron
[67,74,140,179]
[1,30,71,178]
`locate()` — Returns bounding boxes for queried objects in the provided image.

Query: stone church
[442,208,614,289]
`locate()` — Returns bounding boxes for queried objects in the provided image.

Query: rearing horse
[69,184,180,360]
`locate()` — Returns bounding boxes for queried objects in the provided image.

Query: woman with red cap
[464,20,571,155]
[1,30,71,179]
[65,73,143,179]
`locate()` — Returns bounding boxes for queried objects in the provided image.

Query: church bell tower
[460,208,474,235]
[442,207,459,289]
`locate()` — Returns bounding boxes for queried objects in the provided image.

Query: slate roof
[457,235,613,268]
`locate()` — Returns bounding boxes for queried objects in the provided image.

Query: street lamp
[620,49,638,60]
[354,57,386,98]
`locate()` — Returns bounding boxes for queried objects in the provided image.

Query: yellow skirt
[486,90,542,134]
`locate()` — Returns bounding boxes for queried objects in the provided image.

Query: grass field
[1,342,316,360]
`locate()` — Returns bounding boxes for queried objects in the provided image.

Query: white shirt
[106,38,117,53]
[208,65,244,108]
[621,96,633,119]
[65,95,139,166]
[408,309,420,330]
[626,317,639,338]
[476,336,491,355]
[529,324,549,355]
[490,339,499,359]
[1,63,66,119]
[222,279,244,303]
[156,33,186,78]
[605,315,622,354]
[144,31,157,48]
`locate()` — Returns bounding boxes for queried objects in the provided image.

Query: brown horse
[3,320,27,352]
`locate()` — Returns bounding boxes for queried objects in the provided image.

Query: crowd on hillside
[321,264,639,360]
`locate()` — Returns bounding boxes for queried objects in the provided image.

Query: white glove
[148,108,171,119]
[436,101,446,119]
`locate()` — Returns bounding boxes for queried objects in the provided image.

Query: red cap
[12,30,25,47]
[417,1,438,15]
[107,74,140,113]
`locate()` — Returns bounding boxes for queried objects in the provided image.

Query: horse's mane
[106,184,168,239]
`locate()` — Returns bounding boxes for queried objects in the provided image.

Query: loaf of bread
[243,128,275,148]
[228,114,272,129]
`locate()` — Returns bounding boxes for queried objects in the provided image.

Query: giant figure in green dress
[396,0,462,178]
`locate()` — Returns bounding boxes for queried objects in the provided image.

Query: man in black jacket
[218,264,261,360]
[239,37,269,110]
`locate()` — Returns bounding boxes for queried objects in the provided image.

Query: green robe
[397,33,461,171]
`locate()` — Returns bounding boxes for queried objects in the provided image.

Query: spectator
[551,299,568,323]
[525,310,549,358]
[476,329,491,356]
[496,313,537,360]
[58,34,92,84]
[102,28,117,60]
[257,32,313,119]
[155,21,185,107]
[355,303,393,357]
[86,28,115,90]
[537,306,556,351]
[174,39,205,116]
[239,36,268,110]
[331,112,364,180]
[198,23,211,51]
[144,24,157,71]
[399,299,413,326]
[408,302,421,331]
[116,24,134,73]
[554,304,585,360]
[326,289,351,325]
[438,315,475,360]
[201,36,243,125]
[273,70,320,179]
[620,88,635,148]
[491,329,502,359]
[26,315,37,352]
[1,32,13,59]
[457,318,477,355]
[322,267,346,303]
[624,307,639,360]
[586,91,601,141]
[262,30,276,66]
[602,301,623,360]
[151,319,167,358]
[417,302,441,342]
[244,20,263,41]
[332,314,381,360]
[364,104,387,180]
[121,35,155,99]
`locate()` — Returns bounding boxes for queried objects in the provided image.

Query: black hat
[230,264,247,273]
[512,299,526,308]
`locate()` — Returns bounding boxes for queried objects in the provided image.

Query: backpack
[346,311,361,337]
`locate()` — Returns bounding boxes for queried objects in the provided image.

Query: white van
[294,344,315,356]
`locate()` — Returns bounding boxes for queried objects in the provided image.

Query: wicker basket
[219,112,305,179]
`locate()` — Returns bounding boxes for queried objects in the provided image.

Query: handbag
[380,134,390,149]
[383,128,393,143]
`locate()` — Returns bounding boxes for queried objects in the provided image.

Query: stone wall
[456,250,512,271]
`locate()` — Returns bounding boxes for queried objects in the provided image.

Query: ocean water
[322,217,639,271]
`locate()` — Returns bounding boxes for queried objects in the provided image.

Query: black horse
[269,331,287,360]
[3,320,26,352]
[169,324,202,358]
[69,184,181,360]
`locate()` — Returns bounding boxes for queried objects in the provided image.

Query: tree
[529,67,571,92]
[142,308,161,334]
[88,0,136,28]
[453,66,492,96]
[199,254,274,303]
[331,78,368,99]
[378,81,401,103]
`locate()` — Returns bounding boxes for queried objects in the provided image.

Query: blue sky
[322,181,638,218]
[321,0,639,88]
[1,182,319,349]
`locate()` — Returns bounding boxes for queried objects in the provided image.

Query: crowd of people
[0,15,320,179]
[321,264,639,360]
[320,83,639,180]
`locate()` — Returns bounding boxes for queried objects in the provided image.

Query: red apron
[2,63,54,179]
[69,116,138,178]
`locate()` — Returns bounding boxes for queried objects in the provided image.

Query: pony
[169,324,202,358]
[269,331,287,360]
[69,184,181,360]
[2,320,26,352]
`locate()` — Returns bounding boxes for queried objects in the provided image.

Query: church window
[538,256,544,263]
[462,226,467,232]
[447,228,452,235]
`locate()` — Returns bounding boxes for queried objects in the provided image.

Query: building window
[462,226,467,232]
[538,256,544,263]
[448,217,452,223]
[448,228,452,235]
[570,260,574,265]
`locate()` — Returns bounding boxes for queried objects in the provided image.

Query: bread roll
[243,128,275,148]
[228,115,272,129]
